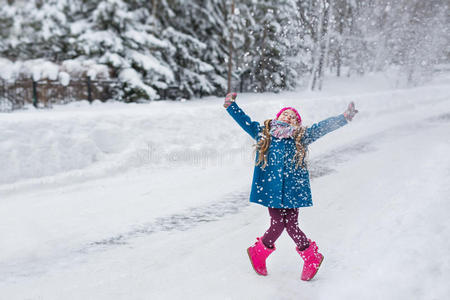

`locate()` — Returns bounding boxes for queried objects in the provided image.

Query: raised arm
[302,115,348,145]
[224,93,261,140]
[302,102,358,145]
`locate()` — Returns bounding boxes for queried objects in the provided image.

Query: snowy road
[1,75,449,299]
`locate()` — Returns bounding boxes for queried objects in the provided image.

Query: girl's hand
[223,92,237,108]
[343,102,358,121]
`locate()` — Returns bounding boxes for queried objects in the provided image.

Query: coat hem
[250,200,313,209]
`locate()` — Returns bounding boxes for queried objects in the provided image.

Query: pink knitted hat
[276,107,302,124]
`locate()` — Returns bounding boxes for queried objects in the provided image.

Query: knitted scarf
[270,120,296,139]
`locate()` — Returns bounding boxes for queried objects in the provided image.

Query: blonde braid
[254,119,272,169]
[293,126,308,169]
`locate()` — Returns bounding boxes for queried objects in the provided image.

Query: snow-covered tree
[0,3,16,55]
[155,0,228,98]
[343,0,449,85]
[376,0,448,85]
[238,0,301,93]
[74,0,174,101]
[3,0,75,61]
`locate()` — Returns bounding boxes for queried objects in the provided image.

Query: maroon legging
[262,208,310,251]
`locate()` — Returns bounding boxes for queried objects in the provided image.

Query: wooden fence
[0,76,247,112]
[0,78,119,111]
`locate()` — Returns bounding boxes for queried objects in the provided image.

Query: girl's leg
[261,208,286,248]
[284,208,310,251]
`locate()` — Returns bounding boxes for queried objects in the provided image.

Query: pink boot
[296,240,324,281]
[247,237,275,276]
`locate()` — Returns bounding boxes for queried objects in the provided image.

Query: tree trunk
[308,0,326,91]
[152,0,158,18]
[227,0,235,93]
[259,25,268,93]
[336,0,346,77]
[318,0,332,90]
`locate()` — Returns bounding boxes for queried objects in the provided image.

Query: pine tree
[238,0,300,93]
[0,3,16,56]
[4,0,74,61]
[155,0,227,99]
[75,0,174,101]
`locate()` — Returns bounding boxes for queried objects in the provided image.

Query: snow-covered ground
[1,72,449,299]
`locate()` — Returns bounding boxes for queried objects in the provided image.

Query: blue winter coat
[226,102,348,208]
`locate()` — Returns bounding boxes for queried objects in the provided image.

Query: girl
[223,93,358,281]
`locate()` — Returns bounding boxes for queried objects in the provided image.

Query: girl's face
[277,109,299,126]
